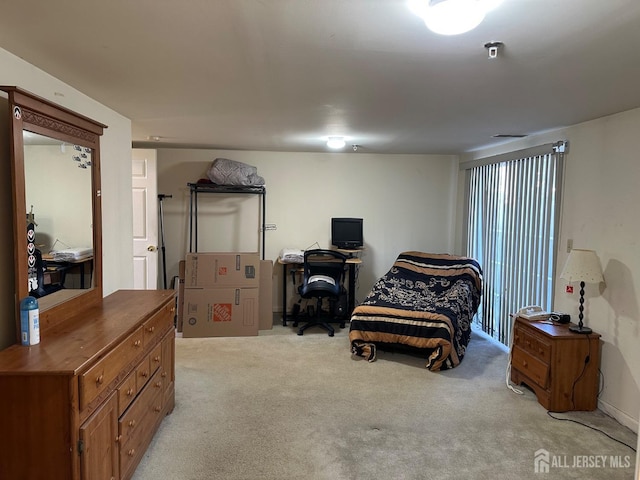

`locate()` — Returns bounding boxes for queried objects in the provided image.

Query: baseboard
[598,398,639,434]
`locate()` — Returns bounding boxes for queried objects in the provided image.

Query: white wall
[0,47,134,349]
[156,149,458,310]
[458,108,640,433]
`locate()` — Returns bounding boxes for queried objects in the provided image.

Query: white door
[132,149,158,289]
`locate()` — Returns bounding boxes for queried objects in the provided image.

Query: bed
[349,251,482,371]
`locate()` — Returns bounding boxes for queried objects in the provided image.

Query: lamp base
[569,324,592,334]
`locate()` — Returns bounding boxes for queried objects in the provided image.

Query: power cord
[304,241,321,251]
[506,314,524,395]
[546,411,637,452]
[569,333,592,410]
[597,369,604,396]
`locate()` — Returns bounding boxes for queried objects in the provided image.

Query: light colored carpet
[131,325,637,480]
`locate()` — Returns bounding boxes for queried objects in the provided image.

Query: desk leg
[348,263,356,317]
[282,263,288,326]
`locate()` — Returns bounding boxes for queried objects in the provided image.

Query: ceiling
[1,0,640,155]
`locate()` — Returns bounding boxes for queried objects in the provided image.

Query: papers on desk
[279,248,304,263]
[50,247,93,262]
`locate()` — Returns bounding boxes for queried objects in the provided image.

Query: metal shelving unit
[187,183,266,259]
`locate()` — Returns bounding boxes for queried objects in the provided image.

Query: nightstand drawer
[512,346,549,389]
[514,324,551,363]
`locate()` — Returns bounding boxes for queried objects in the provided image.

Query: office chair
[296,249,347,336]
[30,249,64,298]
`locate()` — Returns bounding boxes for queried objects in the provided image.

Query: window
[464,144,565,345]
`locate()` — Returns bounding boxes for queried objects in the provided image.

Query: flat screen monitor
[331,217,363,250]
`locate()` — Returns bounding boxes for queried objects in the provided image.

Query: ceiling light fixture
[407,0,504,36]
[326,137,346,149]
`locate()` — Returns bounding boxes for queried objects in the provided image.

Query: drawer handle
[126,388,134,397]
[154,406,162,413]
[522,360,528,368]
[140,371,148,378]
[128,420,136,428]
[170,307,176,313]
[153,356,161,363]
[115,435,122,443]
[155,381,163,388]
[161,372,167,378]
[96,374,104,385]
[128,449,135,457]
[134,340,142,347]
[148,326,155,333]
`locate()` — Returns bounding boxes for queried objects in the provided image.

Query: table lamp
[560,249,604,334]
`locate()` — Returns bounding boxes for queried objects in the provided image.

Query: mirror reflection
[23,131,94,300]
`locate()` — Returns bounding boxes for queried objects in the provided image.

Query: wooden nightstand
[510,316,601,412]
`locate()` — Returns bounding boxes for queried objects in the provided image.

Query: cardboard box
[259,260,273,330]
[185,253,260,288]
[182,287,259,337]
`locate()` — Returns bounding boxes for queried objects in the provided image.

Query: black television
[331,217,363,250]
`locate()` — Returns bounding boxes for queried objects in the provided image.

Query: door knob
[147,245,157,252]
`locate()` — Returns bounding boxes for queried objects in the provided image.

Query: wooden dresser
[510,316,601,412]
[0,290,176,480]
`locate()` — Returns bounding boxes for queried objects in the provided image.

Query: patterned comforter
[349,251,483,371]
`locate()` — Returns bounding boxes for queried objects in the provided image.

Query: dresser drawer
[119,369,164,445]
[150,342,163,375]
[161,329,175,392]
[117,372,138,415]
[119,370,165,478]
[136,356,151,391]
[143,302,174,347]
[512,346,549,389]
[80,327,145,409]
[514,324,551,363]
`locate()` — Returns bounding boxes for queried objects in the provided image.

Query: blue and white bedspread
[349,251,482,371]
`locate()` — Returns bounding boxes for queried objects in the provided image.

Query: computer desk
[42,254,93,289]
[279,255,362,326]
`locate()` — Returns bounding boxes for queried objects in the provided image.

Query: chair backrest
[298,249,347,298]
[30,249,64,298]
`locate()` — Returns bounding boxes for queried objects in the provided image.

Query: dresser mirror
[1,86,106,339]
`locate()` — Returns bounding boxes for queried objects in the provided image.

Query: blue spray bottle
[20,296,40,346]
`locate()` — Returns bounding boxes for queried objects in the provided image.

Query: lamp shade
[560,249,604,284]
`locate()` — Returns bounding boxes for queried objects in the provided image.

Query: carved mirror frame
[1,86,106,339]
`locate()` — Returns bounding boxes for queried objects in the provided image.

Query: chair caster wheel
[329,332,334,337]
[293,322,298,327]
[297,330,303,336]
[339,323,345,329]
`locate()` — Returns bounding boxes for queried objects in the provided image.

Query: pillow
[207,158,265,186]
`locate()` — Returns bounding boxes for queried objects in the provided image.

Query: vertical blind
[465,149,563,345]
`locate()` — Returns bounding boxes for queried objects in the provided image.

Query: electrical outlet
[567,238,573,253]
[263,224,277,231]
[566,285,573,294]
